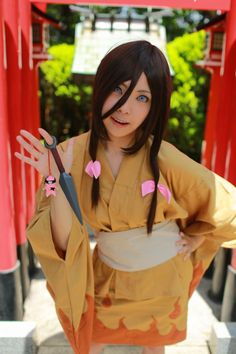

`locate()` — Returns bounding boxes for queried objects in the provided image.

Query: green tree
[166,30,209,161]
[40,43,92,141]
[47,5,81,45]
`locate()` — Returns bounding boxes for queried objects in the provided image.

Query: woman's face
[102,72,152,144]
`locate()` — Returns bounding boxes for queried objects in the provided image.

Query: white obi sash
[95,220,181,272]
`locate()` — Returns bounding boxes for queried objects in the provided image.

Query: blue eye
[137,95,149,103]
[114,86,122,94]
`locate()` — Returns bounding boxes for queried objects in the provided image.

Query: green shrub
[167,30,209,161]
[40,44,91,141]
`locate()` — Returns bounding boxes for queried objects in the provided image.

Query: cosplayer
[15,40,236,354]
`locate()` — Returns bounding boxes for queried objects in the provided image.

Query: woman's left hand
[176,232,205,261]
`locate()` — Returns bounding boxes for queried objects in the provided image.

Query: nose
[117,98,131,114]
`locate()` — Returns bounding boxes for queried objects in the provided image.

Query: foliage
[40,44,91,141]
[166,30,210,161]
[161,10,216,41]
[47,5,81,45]
[41,44,80,100]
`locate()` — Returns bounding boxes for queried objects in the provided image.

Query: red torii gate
[0,0,236,319]
[33,0,231,10]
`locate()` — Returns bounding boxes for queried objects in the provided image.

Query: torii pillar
[211,0,236,322]
[0,0,23,320]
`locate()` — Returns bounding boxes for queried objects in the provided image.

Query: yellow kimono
[27,131,236,353]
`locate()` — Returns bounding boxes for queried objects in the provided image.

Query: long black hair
[89,40,172,233]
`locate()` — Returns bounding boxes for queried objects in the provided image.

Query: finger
[176,239,184,244]
[179,232,190,241]
[176,240,188,246]
[20,130,45,153]
[178,247,186,254]
[14,152,37,168]
[16,135,42,159]
[178,244,191,253]
[38,128,53,146]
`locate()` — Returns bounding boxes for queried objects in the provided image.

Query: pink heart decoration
[141,180,155,197]
[85,160,101,179]
[157,183,172,204]
[141,180,171,203]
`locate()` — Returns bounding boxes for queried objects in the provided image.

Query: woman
[15,40,236,354]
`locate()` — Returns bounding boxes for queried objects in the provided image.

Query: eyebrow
[121,82,151,95]
[137,90,151,94]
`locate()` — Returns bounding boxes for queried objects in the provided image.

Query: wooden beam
[31,0,231,11]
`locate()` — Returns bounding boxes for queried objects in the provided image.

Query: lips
[111,116,129,126]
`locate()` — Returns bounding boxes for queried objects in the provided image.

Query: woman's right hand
[15,128,74,178]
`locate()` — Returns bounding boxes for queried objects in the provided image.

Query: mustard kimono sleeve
[27,135,94,354]
[159,141,236,295]
[177,172,236,243]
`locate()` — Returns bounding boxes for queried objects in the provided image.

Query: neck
[105,135,134,154]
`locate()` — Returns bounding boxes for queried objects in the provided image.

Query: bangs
[94,42,150,119]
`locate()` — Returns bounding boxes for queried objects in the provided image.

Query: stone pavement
[23,259,222,354]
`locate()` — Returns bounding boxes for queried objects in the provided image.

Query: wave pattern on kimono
[27,131,236,353]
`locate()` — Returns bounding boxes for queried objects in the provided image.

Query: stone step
[209,322,236,354]
[0,321,36,354]
[37,345,210,354]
